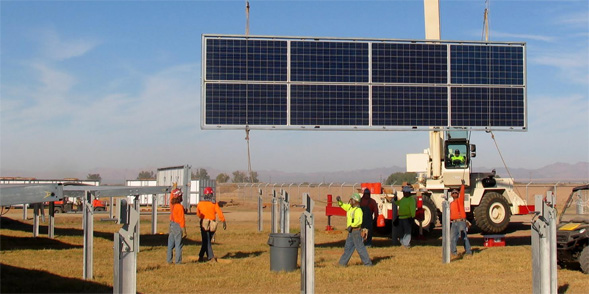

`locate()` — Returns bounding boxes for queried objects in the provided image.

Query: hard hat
[171,188,183,198]
[402,185,413,193]
[351,193,361,202]
[204,187,214,195]
[451,188,459,194]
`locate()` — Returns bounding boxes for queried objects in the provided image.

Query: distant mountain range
[96,162,587,184]
[4,162,586,185]
[252,162,589,184]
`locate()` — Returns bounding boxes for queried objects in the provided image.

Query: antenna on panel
[482,0,490,41]
[246,1,250,35]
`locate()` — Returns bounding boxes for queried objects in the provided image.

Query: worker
[360,188,378,247]
[336,193,372,266]
[450,180,472,257]
[451,149,466,166]
[196,187,226,262]
[396,184,416,248]
[167,188,187,264]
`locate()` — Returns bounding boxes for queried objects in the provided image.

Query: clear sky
[1,0,588,182]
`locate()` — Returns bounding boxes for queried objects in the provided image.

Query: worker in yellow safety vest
[336,193,373,267]
[451,149,466,166]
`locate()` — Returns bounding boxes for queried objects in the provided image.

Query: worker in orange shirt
[450,180,472,256]
[197,187,226,262]
[167,188,187,264]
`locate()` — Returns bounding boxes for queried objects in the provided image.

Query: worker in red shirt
[450,180,472,256]
[167,188,187,264]
[360,188,378,247]
[197,187,226,262]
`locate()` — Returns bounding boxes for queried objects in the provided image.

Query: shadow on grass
[319,219,532,249]
[0,235,83,251]
[139,234,202,247]
[221,250,264,259]
[1,217,114,240]
[0,263,112,293]
[371,254,393,265]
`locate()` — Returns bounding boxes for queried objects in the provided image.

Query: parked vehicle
[557,185,589,274]
[52,198,107,213]
[326,130,534,235]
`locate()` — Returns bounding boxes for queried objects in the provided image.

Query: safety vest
[451,154,465,163]
[339,202,363,228]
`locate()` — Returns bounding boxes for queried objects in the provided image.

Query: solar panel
[202,35,527,131]
[372,43,447,84]
[291,41,369,83]
[373,86,448,126]
[291,85,369,126]
[451,87,525,127]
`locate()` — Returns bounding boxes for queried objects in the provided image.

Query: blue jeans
[199,228,216,260]
[451,220,472,255]
[339,230,372,266]
[398,218,413,247]
[167,222,183,264]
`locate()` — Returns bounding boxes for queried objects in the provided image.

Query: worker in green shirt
[336,193,372,266]
[396,185,416,248]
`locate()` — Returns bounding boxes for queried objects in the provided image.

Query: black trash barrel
[267,233,300,272]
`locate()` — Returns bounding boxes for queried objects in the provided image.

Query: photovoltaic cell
[291,41,369,83]
[451,45,524,85]
[206,38,287,81]
[205,83,287,125]
[373,86,448,126]
[291,85,369,126]
[372,43,447,84]
[451,87,525,127]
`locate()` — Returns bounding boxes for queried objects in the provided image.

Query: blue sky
[1,0,588,182]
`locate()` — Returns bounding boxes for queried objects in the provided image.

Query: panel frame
[201,34,527,132]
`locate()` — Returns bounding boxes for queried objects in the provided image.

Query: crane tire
[580,246,589,274]
[474,192,511,234]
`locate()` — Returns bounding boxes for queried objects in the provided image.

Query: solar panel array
[202,35,526,131]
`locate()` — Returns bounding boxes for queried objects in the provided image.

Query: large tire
[474,192,511,234]
[414,196,437,232]
[580,246,589,274]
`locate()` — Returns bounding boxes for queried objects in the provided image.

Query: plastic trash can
[267,233,300,272]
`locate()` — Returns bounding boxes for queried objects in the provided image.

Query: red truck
[52,198,107,213]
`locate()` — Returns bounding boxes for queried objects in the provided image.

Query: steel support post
[284,191,290,234]
[442,200,451,264]
[532,194,557,294]
[279,192,285,233]
[258,189,263,232]
[83,191,94,280]
[109,197,114,219]
[134,196,140,253]
[23,203,28,220]
[271,190,278,234]
[151,194,158,234]
[300,194,314,294]
[547,192,557,294]
[113,199,139,294]
[33,203,40,237]
[48,202,55,239]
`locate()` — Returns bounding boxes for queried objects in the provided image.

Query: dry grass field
[1,183,588,293]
